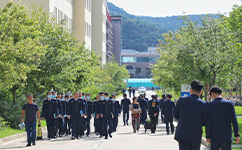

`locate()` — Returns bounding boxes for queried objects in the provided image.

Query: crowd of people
[20,79,241,150]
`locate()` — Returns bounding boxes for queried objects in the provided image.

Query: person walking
[173,80,208,150]
[162,94,175,135]
[130,96,141,133]
[121,94,131,126]
[21,94,41,147]
[139,94,148,124]
[128,87,132,98]
[132,88,135,97]
[159,94,166,124]
[206,86,240,150]
[148,101,159,133]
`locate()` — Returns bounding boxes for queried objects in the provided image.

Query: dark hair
[64,95,69,98]
[132,96,137,102]
[191,80,203,92]
[104,92,109,96]
[111,94,116,97]
[27,94,33,98]
[166,94,172,99]
[57,92,62,95]
[124,93,127,97]
[99,92,104,95]
[86,93,90,96]
[51,91,56,94]
[82,93,85,95]
[46,91,51,95]
[140,94,144,98]
[209,86,222,95]
[162,94,165,99]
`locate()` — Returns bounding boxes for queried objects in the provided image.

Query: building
[92,0,107,65]
[121,47,160,78]
[73,0,92,50]
[111,16,122,65]
[0,0,93,50]
[106,9,114,63]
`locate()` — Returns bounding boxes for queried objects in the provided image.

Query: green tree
[152,15,237,101]
[0,3,47,102]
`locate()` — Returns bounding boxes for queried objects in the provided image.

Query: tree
[226,4,242,100]
[0,3,47,102]
[152,15,237,101]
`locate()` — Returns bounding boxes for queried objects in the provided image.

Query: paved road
[0,91,209,150]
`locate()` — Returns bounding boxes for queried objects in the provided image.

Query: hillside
[107,2,215,52]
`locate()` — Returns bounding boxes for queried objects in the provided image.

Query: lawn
[235,106,242,116]
[155,90,180,100]
[0,119,46,139]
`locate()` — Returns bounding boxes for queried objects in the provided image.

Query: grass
[235,106,242,116]
[155,90,180,100]
[0,119,46,139]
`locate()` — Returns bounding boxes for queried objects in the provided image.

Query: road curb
[0,126,47,145]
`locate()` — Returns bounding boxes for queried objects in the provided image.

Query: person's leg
[137,118,140,131]
[165,118,169,134]
[221,142,231,150]
[144,112,147,124]
[71,117,76,138]
[108,118,113,137]
[25,123,31,145]
[102,118,108,138]
[151,118,155,133]
[161,111,164,123]
[58,118,62,137]
[170,118,174,134]
[31,121,36,144]
[113,116,117,131]
[45,119,50,138]
[191,141,201,150]
[123,112,126,125]
[86,118,90,136]
[126,111,129,125]
[52,119,57,138]
[132,119,136,133]
[211,143,221,150]
[178,140,192,150]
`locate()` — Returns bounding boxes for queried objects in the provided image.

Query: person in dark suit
[173,80,208,150]
[41,91,58,140]
[112,94,121,132]
[159,94,166,124]
[162,94,175,135]
[93,94,100,135]
[148,101,159,133]
[132,89,135,97]
[100,92,114,139]
[139,94,148,124]
[67,92,86,140]
[121,94,131,126]
[56,92,63,137]
[128,87,132,98]
[96,92,104,138]
[85,93,93,137]
[63,95,71,136]
[206,86,240,150]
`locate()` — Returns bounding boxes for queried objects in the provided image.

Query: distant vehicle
[126,65,136,74]
[138,86,146,94]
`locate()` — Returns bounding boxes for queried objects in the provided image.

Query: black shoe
[171,132,174,134]
[71,136,75,140]
[99,135,103,138]
[26,143,31,147]
[167,133,169,135]
[127,123,129,126]
[80,135,83,138]
[123,123,126,126]
[48,137,51,140]
[32,141,36,146]
[59,135,62,138]
[76,137,79,139]
[104,136,108,139]
[86,133,89,137]
[109,134,112,138]
[95,132,99,136]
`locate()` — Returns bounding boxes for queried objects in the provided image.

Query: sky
[107,0,242,17]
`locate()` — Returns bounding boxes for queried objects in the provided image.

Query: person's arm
[37,111,41,125]
[21,110,25,124]
[230,102,240,143]
[172,99,180,120]
[162,102,165,115]
[41,102,45,119]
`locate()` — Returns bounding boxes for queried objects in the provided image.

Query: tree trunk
[236,81,238,100]
[239,77,242,100]
[26,80,28,97]
[204,82,208,102]
[34,83,37,98]
[11,85,19,104]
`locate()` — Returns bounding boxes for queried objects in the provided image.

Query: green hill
[107,2,215,52]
